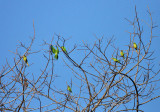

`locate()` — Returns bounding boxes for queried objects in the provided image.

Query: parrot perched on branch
[120,50,124,58]
[54,47,59,60]
[133,42,138,52]
[23,55,29,66]
[67,85,72,93]
[50,45,59,60]
[61,46,68,54]
[111,57,120,63]
[54,54,58,60]
[50,45,56,54]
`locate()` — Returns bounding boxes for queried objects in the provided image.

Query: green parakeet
[23,55,29,66]
[50,45,56,54]
[111,57,120,63]
[120,50,124,58]
[61,46,67,54]
[133,42,137,52]
[67,85,72,93]
[54,47,59,60]
[54,54,58,60]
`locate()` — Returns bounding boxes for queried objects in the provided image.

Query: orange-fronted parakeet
[120,50,124,58]
[54,47,59,60]
[67,85,72,93]
[133,42,137,52]
[50,45,56,54]
[61,46,67,54]
[23,55,29,66]
[111,57,120,63]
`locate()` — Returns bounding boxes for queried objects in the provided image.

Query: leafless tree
[0,6,160,112]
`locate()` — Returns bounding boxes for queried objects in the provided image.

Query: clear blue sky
[0,0,160,111]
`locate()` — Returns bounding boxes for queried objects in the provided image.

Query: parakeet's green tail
[54,54,58,60]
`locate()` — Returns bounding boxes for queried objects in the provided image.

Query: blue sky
[0,0,160,111]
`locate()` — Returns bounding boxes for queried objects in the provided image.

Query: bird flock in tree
[112,42,138,64]
[22,45,72,93]
[22,42,138,93]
